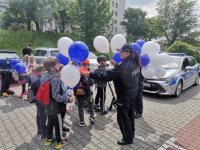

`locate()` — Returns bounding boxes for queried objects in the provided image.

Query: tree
[121,7,148,42]
[47,0,70,33]
[2,0,45,31]
[69,0,113,50]
[156,0,199,45]
[145,17,163,41]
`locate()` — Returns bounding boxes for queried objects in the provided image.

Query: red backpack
[36,80,51,105]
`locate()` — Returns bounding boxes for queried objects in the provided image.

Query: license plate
[143,83,151,87]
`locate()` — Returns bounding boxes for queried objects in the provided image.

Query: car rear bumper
[143,80,177,95]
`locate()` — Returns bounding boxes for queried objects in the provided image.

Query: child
[57,64,72,136]
[94,55,108,114]
[27,55,36,74]
[74,59,95,127]
[19,55,29,98]
[30,65,46,139]
[41,58,72,149]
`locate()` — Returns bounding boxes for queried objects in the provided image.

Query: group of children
[19,54,110,149]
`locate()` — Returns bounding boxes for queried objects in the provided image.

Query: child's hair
[28,56,35,64]
[35,65,44,73]
[43,58,58,71]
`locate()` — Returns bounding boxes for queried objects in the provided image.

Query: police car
[143,54,200,97]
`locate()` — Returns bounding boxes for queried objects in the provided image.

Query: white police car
[143,54,200,97]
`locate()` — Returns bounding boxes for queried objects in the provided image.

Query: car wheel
[193,75,199,86]
[174,81,182,97]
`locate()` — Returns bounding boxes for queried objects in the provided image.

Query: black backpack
[74,75,90,97]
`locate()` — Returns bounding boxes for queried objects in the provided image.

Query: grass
[0,30,77,56]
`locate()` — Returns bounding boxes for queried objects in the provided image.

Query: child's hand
[110,60,117,66]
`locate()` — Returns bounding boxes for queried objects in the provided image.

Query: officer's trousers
[117,99,135,142]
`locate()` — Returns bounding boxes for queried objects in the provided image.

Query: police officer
[134,71,144,118]
[90,44,140,145]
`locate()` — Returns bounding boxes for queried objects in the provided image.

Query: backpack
[74,76,90,97]
[36,80,51,105]
[27,88,35,103]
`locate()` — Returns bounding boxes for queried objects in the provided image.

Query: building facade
[110,0,125,35]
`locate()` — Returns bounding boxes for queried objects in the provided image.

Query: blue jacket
[90,55,140,107]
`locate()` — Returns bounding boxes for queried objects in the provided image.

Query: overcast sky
[126,0,200,17]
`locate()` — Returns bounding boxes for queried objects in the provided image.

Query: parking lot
[0,83,200,150]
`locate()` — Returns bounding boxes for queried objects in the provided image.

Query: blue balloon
[56,53,69,65]
[113,52,122,63]
[10,59,21,68]
[136,39,145,48]
[68,41,89,64]
[140,53,150,67]
[14,63,26,74]
[132,43,141,54]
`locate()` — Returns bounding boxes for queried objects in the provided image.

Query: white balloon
[150,54,163,66]
[61,64,80,88]
[154,66,166,78]
[93,36,110,53]
[142,41,160,56]
[142,66,155,79]
[57,37,73,57]
[160,53,171,65]
[110,34,126,53]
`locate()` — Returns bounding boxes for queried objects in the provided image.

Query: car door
[33,50,47,64]
[181,58,191,88]
[188,57,198,84]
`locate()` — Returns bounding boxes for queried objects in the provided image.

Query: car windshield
[50,50,59,56]
[163,57,182,69]
[88,52,97,59]
[0,53,20,59]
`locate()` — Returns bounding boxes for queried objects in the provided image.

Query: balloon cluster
[141,41,170,79]
[57,37,89,88]
[11,59,26,74]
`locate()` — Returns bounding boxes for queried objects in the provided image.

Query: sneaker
[55,139,67,149]
[44,139,54,146]
[20,93,24,98]
[94,104,101,111]
[2,93,8,97]
[79,122,85,127]
[62,127,70,132]
[89,116,95,123]
[101,107,108,115]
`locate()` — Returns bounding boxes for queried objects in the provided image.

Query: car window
[88,52,97,59]
[0,53,20,59]
[34,50,47,56]
[182,58,190,70]
[50,50,59,56]
[188,57,196,66]
[163,57,182,69]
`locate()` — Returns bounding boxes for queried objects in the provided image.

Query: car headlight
[165,77,174,83]
[155,77,174,83]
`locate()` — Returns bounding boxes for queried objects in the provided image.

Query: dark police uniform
[134,70,144,118]
[90,46,140,144]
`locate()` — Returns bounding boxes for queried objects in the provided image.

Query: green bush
[0,30,77,56]
[166,41,200,62]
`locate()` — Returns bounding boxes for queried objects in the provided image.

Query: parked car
[0,50,21,82]
[0,50,21,71]
[143,54,200,97]
[33,47,59,64]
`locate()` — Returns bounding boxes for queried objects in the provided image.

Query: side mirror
[185,66,193,70]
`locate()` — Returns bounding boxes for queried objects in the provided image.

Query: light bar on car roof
[168,53,186,56]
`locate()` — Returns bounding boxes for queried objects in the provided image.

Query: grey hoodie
[41,72,68,115]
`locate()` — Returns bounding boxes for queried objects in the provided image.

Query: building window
[115,11,117,16]
[112,1,114,7]
[115,27,117,32]
[115,20,117,24]
[116,3,118,8]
